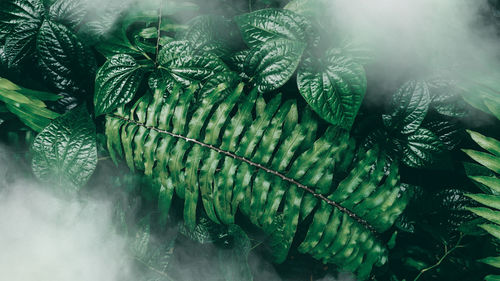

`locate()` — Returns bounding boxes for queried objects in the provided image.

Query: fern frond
[464,129,500,280]
[105,83,408,279]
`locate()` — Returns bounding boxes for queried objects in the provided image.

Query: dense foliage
[1,0,500,280]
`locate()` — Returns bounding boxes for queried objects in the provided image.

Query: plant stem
[155,0,164,66]
[413,233,464,281]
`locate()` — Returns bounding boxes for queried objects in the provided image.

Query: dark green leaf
[4,21,40,66]
[31,106,97,191]
[157,40,193,65]
[235,8,313,47]
[245,38,305,93]
[36,20,97,94]
[427,79,468,117]
[433,188,477,230]
[400,128,444,168]
[0,0,44,39]
[228,49,250,79]
[49,0,87,28]
[389,81,430,134]
[78,1,130,46]
[297,49,367,128]
[94,54,147,116]
[395,214,415,233]
[179,15,235,57]
[179,216,228,244]
[424,121,463,150]
[94,29,143,58]
[157,40,229,91]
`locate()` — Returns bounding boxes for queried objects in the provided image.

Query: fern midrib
[111,114,378,234]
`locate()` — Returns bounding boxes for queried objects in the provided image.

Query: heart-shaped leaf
[179,15,235,57]
[297,49,367,128]
[49,0,87,28]
[94,54,147,116]
[156,40,229,91]
[36,20,97,94]
[400,128,444,168]
[389,81,430,134]
[4,21,40,66]
[31,106,97,191]
[0,0,44,39]
[235,8,314,47]
[245,38,306,93]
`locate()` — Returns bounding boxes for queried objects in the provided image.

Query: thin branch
[155,0,164,66]
[413,233,464,281]
[111,114,378,234]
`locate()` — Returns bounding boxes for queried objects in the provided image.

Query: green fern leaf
[463,97,500,279]
[105,83,409,279]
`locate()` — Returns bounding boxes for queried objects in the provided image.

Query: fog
[0,181,133,281]
[329,0,499,77]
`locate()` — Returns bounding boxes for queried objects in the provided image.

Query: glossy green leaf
[424,121,462,150]
[94,54,147,116]
[179,216,228,244]
[297,49,366,128]
[179,15,235,57]
[31,106,97,191]
[0,0,44,39]
[245,38,305,93]
[401,128,444,168]
[4,21,40,66]
[427,79,468,118]
[49,0,87,28]
[228,49,250,79]
[235,8,313,47]
[388,81,430,134]
[156,40,229,91]
[36,20,97,94]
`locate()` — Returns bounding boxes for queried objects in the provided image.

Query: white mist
[0,183,132,281]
